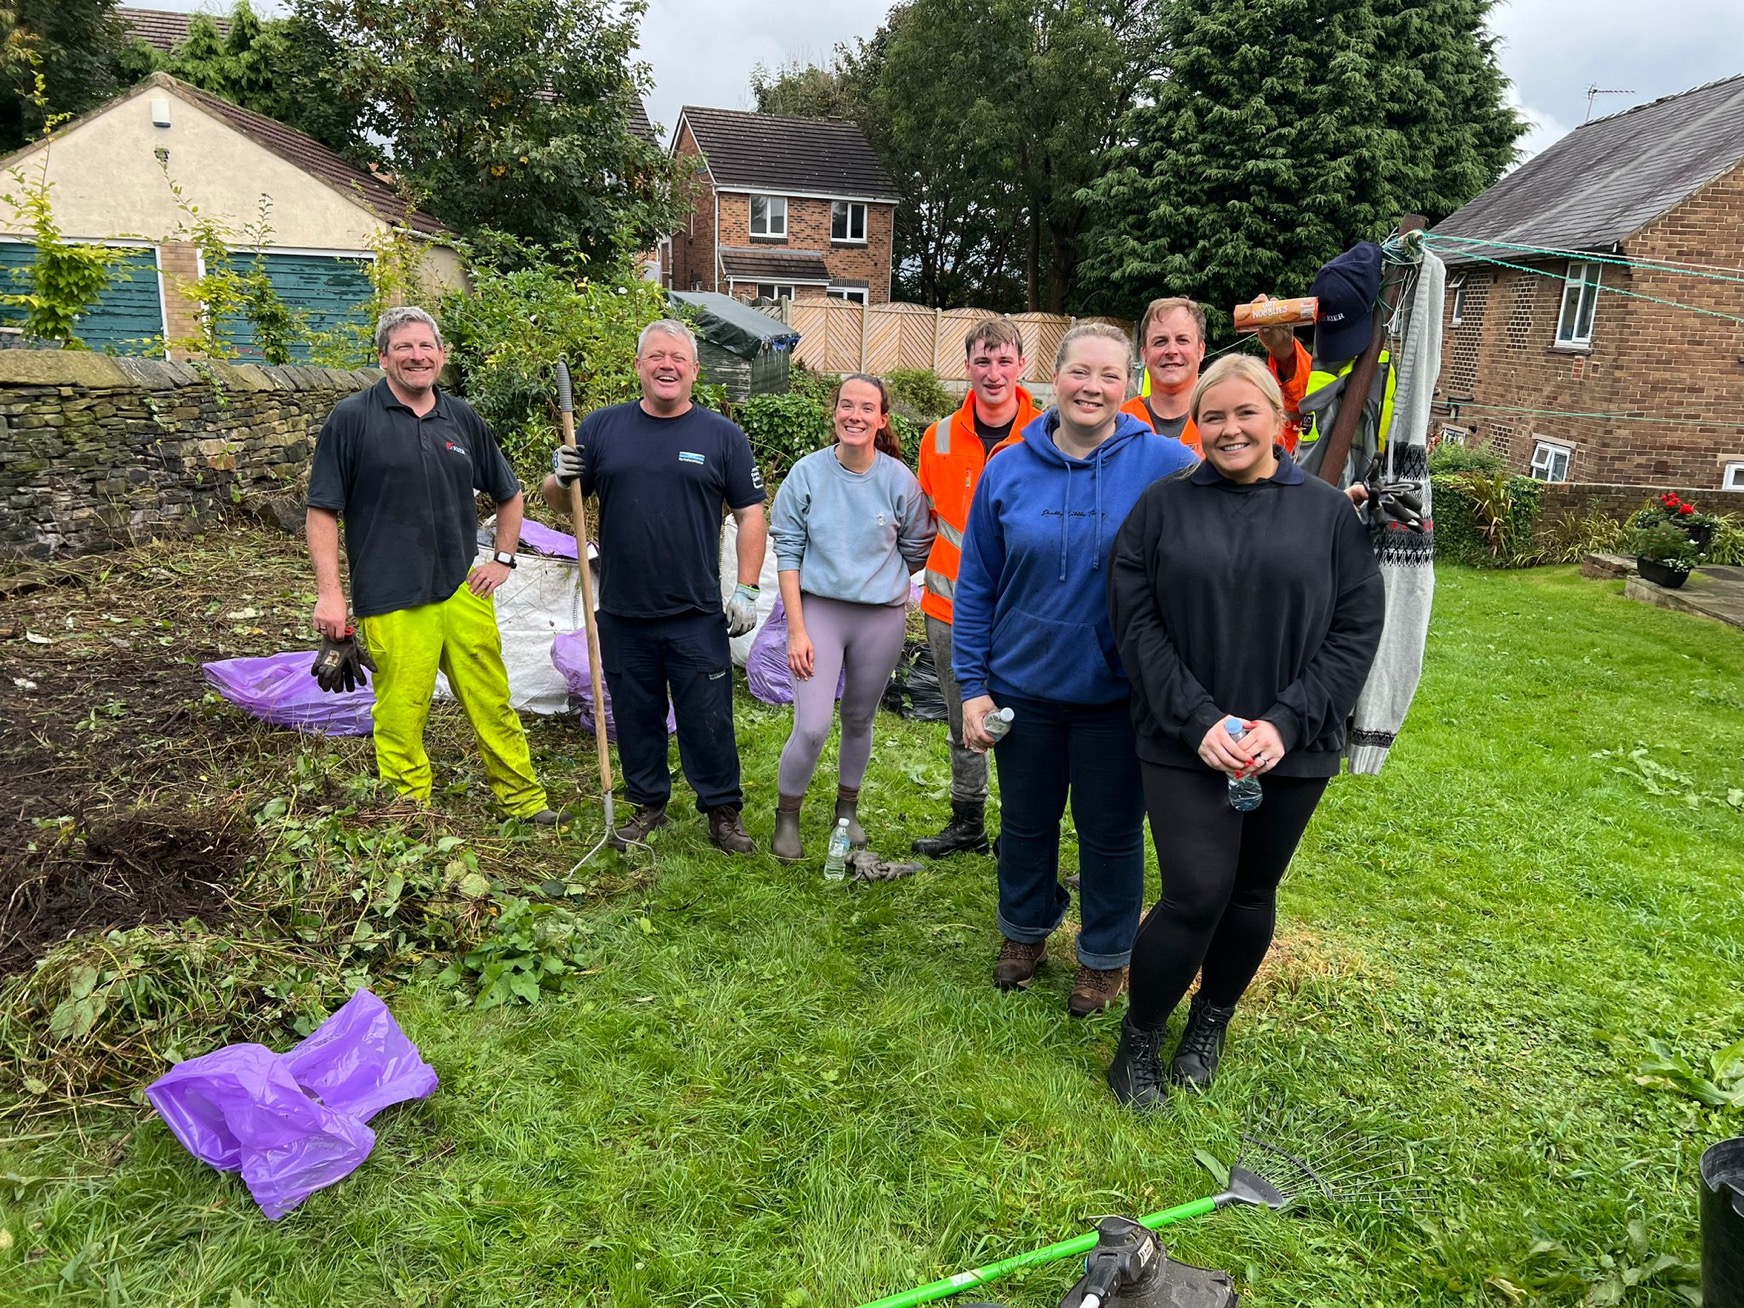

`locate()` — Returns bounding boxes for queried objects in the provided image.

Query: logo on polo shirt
[445,440,469,457]
[678,451,705,466]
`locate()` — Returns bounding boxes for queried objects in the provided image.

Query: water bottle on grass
[1225,717,1263,812]
[824,818,852,881]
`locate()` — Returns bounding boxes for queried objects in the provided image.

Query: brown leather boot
[706,805,755,855]
[608,803,669,851]
[992,937,1047,990]
[1067,964,1128,1018]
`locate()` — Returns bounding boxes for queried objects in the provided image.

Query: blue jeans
[992,693,1146,969]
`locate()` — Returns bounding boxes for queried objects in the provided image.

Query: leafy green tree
[292,0,682,265]
[0,170,126,345]
[0,0,130,149]
[1078,0,1522,323]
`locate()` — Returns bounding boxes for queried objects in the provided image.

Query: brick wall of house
[669,122,717,294]
[714,192,895,303]
[1433,160,1744,490]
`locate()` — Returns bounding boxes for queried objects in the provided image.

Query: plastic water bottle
[824,818,852,881]
[982,707,1015,742]
[1225,717,1263,812]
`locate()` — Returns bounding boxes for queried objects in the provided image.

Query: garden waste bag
[146,990,437,1219]
[202,651,375,735]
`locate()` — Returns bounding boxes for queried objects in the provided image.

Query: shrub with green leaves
[736,390,833,480]
[884,367,953,425]
[1427,440,1506,476]
[1432,470,1543,567]
[440,261,671,488]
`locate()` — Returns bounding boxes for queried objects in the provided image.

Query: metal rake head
[1224,1102,1425,1215]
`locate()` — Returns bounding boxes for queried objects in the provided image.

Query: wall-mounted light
[150,97,172,128]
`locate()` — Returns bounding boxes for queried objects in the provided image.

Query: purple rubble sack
[202,651,375,736]
[146,990,438,1220]
[746,596,845,706]
[551,629,675,742]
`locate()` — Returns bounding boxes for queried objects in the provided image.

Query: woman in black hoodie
[1104,355,1385,1110]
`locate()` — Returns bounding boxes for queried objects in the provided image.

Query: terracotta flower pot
[1637,556,1691,589]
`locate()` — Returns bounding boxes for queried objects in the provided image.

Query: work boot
[528,807,573,827]
[1169,995,1238,1089]
[834,786,868,849]
[912,800,989,858]
[609,803,669,851]
[992,937,1047,991]
[1107,1014,1170,1111]
[772,797,804,863]
[707,806,756,855]
[1067,964,1128,1019]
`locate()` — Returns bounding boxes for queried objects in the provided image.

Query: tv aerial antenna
[1584,84,1634,121]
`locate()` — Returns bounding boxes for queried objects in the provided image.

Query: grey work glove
[725,583,760,637]
[551,444,585,488]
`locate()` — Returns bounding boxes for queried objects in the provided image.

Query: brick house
[664,106,899,305]
[1430,74,1744,492]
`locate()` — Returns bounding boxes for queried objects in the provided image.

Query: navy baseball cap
[1310,241,1383,363]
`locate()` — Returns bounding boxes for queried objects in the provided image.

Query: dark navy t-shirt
[306,380,520,617]
[577,401,765,618]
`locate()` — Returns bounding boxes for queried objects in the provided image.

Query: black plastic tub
[1703,1138,1744,1308]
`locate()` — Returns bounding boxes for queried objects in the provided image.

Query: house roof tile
[118,7,231,54]
[160,74,449,236]
[718,247,833,283]
[678,106,899,201]
[1433,74,1744,263]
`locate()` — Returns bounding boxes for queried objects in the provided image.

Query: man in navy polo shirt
[542,318,767,853]
[307,306,561,823]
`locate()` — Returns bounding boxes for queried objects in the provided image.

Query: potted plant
[1634,492,1721,556]
[1630,521,1700,588]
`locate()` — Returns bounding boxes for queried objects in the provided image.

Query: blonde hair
[1139,296,1207,346]
[1190,355,1285,424]
[1053,321,1135,374]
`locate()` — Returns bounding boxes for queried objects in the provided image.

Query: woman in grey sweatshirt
[768,374,937,861]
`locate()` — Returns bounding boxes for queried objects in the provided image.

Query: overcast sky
[166,0,1740,161]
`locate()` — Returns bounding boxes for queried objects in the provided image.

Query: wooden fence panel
[782,299,1124,380]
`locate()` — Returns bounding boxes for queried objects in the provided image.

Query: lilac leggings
[776,594,909,798]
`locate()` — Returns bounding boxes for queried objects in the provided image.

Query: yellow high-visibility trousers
[358,582,549,818]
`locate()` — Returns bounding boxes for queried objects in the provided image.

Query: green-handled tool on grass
[857,1106,1417,1308]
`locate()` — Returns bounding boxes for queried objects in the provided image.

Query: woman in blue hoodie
[955,323,1198,1017]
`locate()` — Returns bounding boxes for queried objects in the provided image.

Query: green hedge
[1431,472,1544,567]
[736,390,921,482]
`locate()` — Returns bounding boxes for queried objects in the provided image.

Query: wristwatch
[492,551,517,569]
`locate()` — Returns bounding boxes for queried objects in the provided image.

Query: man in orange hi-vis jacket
[1121,295,1311,451]
[912,317,1039,859]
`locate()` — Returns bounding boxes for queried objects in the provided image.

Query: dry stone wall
[0,352,379,559]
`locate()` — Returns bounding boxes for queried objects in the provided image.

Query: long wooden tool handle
[556,358,614,799]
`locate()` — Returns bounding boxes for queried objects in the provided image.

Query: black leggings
[1127,764,1330,1031]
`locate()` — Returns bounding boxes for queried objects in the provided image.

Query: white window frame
[1554,260,1601,347]
[1439,425,1468,446]
[1530,439,1572,482]
[1723,461,1744,491]
[828,287,869,304]
[749,195,787,239]
[831,200,867,244]
[1449,274,1466,326]
[754,283,796,301]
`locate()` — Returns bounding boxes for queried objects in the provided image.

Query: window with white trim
[1723,461,1744,491]
[1439,425,1468,446]
[1555,261,1601,346]
[750,195,787,238]
[1449,274,1467,326]
[754,283,795,301]
[1530,439,1572,482]
[831,201,867,243]
[828,287,868,304]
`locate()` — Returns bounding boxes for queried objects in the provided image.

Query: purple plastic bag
[518,520,581,560]
[746,597,845,706]
[202,652,375,736]
[147,990,437,1220]
[550,630,675,742]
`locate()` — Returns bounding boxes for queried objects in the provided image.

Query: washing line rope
[1425,246,1744,328]
[1423,231,1744,289]
[1444,400,1743,428]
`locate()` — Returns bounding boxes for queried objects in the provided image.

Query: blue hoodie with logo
[953,409,1198,706]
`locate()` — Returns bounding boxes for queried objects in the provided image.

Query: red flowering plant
[1634,491,1722,532]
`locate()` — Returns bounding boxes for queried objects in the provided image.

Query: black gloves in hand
[1362,454,1427,533]
[311,630,377,693]
[552,444,585,488]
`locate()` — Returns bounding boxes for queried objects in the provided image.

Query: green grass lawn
[4,562,1743,1307]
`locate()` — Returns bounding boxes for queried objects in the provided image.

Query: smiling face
[1142,307,1206,397]
[1053,335,1131,436]
[1195,376,1283,483]
[635,329,699,413]
[379,322,445,400]
[833,377,888,458]
[965,336,1025,418]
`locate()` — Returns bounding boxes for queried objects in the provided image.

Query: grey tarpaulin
[668,291,800,400]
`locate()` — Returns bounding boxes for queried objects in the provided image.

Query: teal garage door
[219,252,373,362]
[0,242,165,354]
